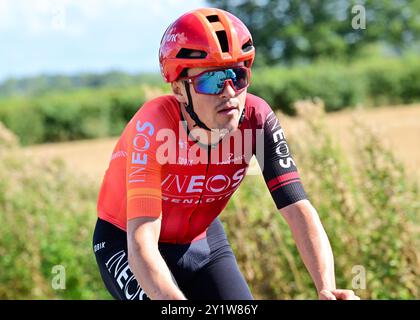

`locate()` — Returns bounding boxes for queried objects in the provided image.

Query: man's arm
[280,199,359,300]
[127,217,186,300]
[252,98,358,299]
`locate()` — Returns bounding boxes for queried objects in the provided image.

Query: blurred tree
[0,71,163,97]
[208,0,420,65]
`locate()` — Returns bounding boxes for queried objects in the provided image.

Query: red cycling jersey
[97,93,307,244]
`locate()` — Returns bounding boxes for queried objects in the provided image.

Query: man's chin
[213,116,241,132]
[220,122,238,133]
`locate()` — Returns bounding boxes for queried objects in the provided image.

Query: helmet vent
[215,30,229,52]
[176,48,207,59]
[242,39,254,53]
[206,15,220,23]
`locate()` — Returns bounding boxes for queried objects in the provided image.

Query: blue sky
[0,0,210,81]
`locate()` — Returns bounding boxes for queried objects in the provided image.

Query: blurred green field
[1,102,418,299]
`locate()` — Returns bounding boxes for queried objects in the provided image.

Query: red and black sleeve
[250,96,307,209]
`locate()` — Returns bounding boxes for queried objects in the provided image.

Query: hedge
[0,55,419,144]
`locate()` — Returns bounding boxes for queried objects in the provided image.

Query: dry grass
[284,103,420,184]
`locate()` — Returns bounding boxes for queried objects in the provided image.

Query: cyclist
[93,7,360,300]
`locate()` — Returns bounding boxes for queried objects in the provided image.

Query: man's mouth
[217,104,239,113]
[218,107,238,116]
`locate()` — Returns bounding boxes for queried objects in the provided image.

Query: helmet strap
[238,106,245,126]
[182,81,246,132]
[183,81,212,131]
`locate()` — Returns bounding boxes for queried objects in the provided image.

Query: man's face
[174,63,248,133]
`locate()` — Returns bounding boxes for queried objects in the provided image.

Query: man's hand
[319,289,360,300]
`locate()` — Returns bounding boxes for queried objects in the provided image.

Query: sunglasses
[181,66,251,95]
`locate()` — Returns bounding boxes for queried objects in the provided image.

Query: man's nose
[220,80,236,98]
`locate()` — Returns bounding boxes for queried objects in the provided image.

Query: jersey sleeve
[253,98,307,209]
[125,104,164,220]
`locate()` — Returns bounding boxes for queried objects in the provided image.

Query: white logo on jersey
[161,168,246,195]
[129,120,155,184]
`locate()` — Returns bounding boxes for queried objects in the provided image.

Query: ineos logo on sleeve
[276,141,290,158]
[129,120,155,184]
[272,127,296,169]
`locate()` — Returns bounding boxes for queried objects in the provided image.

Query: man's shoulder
[138,94,179,115]
[121,95,180,140]
[131,94,180,126]
[245,92,270,109]
[245,93,273,125]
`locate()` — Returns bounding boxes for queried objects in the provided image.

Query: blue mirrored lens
[195,71,227,94]
[194,68,248,94]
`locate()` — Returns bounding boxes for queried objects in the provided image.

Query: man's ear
[171,81,188,104]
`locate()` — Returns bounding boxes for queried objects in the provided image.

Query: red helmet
[159,8,255,82]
